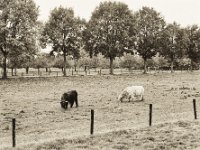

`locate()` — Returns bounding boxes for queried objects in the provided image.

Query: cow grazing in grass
[118,86,144,102]
[60,90,78,109]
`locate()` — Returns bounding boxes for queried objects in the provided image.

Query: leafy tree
[89,56,100,69]
[53,55,71,72]
[152,55,169,69]
[159,22,187,72]
[176,57,191,70]
[134,7,166,73]
[77,57,90,68]
[120,54,138,70]
[32,53,55,75]
[41,7,83,76]
[185,25,200,70]
[85,1,135,74]
[0,0,38,79]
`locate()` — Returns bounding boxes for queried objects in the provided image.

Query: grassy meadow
[1,71,200,149]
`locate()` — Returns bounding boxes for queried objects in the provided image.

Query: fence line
[0,99,199,148]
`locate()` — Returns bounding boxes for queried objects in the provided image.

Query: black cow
[60,90,78,109]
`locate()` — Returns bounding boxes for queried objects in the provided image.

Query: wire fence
[1,67,194,79]
[0,98,199,148]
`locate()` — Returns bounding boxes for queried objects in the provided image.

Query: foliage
[152,55,169,68]
[41,6,84,76]
[134,6,166,73]
[159,22,187,72]
[0,0,39,79]
[53,56,71,69]
[120,54,138,70]
[85,1,135,74]
[77,56,100,69]
[185,25,200,70]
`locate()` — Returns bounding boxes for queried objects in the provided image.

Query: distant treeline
[1,1,200,79]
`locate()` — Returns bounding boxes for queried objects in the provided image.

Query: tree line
[1,0,200,79]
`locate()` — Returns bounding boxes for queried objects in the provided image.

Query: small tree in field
[84,1,135,74]
[53,56,71,72]
[41,7,83,76]
[120,54,138,71]
[33,54,47,75]
[134,7,166,73]
[152,55,169,69]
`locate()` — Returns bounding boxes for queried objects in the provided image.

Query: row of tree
[1,1,200,79]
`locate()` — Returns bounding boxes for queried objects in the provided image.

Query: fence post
[12,118,16,147]
[193,99,197,119]
[149,104,152,126]
[72,70,73,76]
[90,109,94,135]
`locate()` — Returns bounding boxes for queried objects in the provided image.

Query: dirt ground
[1,71,200,149]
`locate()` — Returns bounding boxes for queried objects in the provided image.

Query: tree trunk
[190,59,194,72]
[11,68,14,76]
[46,67,48,72]
[37,67,40,75]
[26,67,29,74]
[48,68,51,75]
[63,51,67,77]
[14,68,17,76]
[143,58,147,74]
[170,60,174,73]
[109,57,114,75]
[2,55,7,79]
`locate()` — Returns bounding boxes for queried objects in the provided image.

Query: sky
[34,0,200,27]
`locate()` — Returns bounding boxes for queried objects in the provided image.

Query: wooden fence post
[90,109,94,135]
[193,99,197,119]
[12,118,16,147]
[149,104,152,126]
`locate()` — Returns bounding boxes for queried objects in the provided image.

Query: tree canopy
[84,1,135,74]
[0,0,39,79]
[41,6,84,76]
[134,6,166,73]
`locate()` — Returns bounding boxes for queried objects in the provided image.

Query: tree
[185,25,200,71]
[159,22,187,73]
[134,7,166,73]
[152,55,169,69]
[41,7,83,76]
[53,55,71,72]
[85,1,135,74]
[0,0,38,79]
[120,54,138,71]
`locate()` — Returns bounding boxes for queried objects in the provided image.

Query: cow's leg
[141,95,144,101]
[71,101,74,108]
[75,97,78,107]
[65,101,68,109]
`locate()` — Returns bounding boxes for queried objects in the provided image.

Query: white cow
[118,86,144,102]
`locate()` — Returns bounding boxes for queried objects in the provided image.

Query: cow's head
[60,101,68,109]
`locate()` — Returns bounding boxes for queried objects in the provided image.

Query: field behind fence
[0,72,200,149]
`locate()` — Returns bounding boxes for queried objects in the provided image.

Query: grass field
[1,71,200,149]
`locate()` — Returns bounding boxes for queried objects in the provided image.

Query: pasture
[1,71,200,149]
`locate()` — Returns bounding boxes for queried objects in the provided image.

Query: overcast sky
[34,0,200,27]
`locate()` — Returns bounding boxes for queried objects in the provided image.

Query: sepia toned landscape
[1,71,200,149]
[1,0,200,149]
